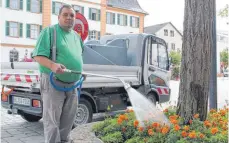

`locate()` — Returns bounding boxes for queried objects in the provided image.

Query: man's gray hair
[59,4,75,15]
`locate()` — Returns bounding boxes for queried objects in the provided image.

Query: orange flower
[163,109,168,113]
[220,110,226,116]
[161,126,169,134]
[169,115,178,121]
[211,128,218,135]
[219,121,224,126]
[119,114,128,120]
[183,125,189,131]
[194,114,199,119]
[134,120,139,127]
[189,131,196,139]
[174,125,180,131]
[171,119,178,125]
[181,131,188,137]
[213,113,220,118]
[204,120,211,128]
[189,120,192,124]
[117,118,122,125]
[152,122,160,128]
[148,129,154,135]
[138,126,144,132]
[210,109,216,113]
[199,133,205,139]
[212,122,217,127]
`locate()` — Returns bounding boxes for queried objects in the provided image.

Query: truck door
[144,36,170,87]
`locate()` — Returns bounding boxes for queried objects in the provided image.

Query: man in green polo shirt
[32,4,83,143]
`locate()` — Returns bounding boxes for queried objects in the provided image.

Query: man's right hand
[51,63,66,74]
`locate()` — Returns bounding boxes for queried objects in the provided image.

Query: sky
[138,0,229,32]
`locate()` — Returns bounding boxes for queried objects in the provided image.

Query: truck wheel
[20,112,42,122]
[73,98,93,128]
[147,93,157,105]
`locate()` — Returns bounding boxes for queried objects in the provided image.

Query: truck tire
[20,112,42,122]
[73,98,93,128]
[147,93,157,105]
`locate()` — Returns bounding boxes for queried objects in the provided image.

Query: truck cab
[1,33,171,126]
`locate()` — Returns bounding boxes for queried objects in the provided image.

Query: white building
[144,22,183,53]
[0,0,148,62]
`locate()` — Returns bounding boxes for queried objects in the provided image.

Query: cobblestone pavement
[1,108,44,143]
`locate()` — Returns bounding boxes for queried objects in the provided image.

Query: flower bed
[92,106,228,143]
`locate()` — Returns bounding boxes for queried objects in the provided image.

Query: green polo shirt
[32,24,84,82]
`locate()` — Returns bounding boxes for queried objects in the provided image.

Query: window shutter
[113,13,115,24]
[82,7,84,15]
[27,0,30,11]
[26,24,30,38]
[20,0,23,10]
[137,17,139,28]
[40,0,42,12]
[125,15,127,26]
[20,23,23,37]
[52,2,55,14]
[6,0,9,8]
[89,8,91,19]
[40,25,42,32]
[98,31,100,40]
[98,9,101,21]
[5,21,9,36]
[130,16,132,27]
[117,14,120,25]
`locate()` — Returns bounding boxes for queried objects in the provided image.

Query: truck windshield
[148,37,169,70]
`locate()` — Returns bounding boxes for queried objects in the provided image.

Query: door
[145,36,170,87]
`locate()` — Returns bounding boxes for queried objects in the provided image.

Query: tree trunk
[176,0,215,123]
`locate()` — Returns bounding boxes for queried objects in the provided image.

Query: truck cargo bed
[1,62,142,90]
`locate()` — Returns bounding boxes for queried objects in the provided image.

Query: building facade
[0,0,147,62]
[144,22,183,53]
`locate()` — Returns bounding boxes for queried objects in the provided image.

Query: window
[88,30,100,40]
[89,8,100,21]
[146,37,169,70]
[26,24,41,39]
[171,43,175,50]
[52,1,63,15]
[9,48,19,62]
[130,16,139,28]
[6,0,23,10]
[170,30,174,37]
[117,14,127,26]
[164,29,168,36]
[106,12,115,24]
[73,5,84,15]
[28,0,41,13]
[5,21,23,37]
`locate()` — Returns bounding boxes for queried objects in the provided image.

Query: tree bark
[176,0,215,123]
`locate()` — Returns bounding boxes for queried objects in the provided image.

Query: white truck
[1,33,171,127]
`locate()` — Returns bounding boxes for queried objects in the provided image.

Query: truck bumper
[1,91,42,117]
[158,88,171,103]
